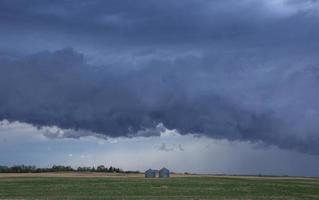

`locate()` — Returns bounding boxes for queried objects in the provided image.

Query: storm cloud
[1,0,319,154]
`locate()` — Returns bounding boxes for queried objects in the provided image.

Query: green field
[1,175,319,200]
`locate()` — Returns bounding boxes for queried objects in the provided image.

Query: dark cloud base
[1,48,319,155]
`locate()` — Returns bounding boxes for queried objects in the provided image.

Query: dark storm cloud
[2,47,319,154]
[1,0,317,46]
[1,0,319,154]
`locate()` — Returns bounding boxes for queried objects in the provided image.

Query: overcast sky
[1,0,319,176]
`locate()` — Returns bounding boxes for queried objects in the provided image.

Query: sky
[1,0,319,176]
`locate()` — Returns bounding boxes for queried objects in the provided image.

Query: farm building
[159,167,170,178]
[145,169,156,178]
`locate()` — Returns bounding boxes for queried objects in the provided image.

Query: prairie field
[0,173,318,200]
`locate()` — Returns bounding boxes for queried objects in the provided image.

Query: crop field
[0,173,319,200]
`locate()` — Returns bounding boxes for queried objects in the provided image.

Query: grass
[0,174,319,199]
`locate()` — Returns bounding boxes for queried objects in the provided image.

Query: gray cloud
[159,143,173,152]
[159,143,184,152]
[177,144,184,152]
[1,0,319,154]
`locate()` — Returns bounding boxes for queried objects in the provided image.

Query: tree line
[0,165,140,173]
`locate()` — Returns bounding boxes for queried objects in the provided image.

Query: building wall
[145,170,156,178]
[159,168,170,178]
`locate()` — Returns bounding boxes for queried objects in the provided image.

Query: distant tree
[97,165,106,172]
[0,166,9,173]
[0,164,126,173]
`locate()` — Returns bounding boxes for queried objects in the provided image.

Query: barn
[159,167,170,178]
[144,169,156,178]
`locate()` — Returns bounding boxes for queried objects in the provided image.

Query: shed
[145,169,156,178]
[159,167,170,178]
